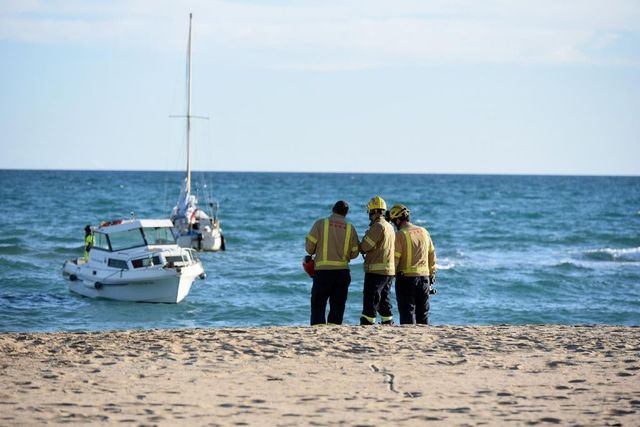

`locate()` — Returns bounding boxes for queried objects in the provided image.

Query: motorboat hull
[63,259,204,303]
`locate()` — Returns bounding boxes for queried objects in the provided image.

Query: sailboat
[170,14,225,252]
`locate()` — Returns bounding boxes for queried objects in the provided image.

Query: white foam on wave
[586,247,640,258]
[578,247,640,265]
[436,260,456,271]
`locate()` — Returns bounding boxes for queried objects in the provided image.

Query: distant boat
[170,13,225,252]
[62,219,206,303]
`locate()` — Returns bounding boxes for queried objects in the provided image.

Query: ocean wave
[0,257,34,271]
[552,260,592,271]
[583,247,640,263]
[0,245,29,256]
[0,237,21,245]
[436,261,455,271]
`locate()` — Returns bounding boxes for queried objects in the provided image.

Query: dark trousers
[361,273,393,324]
[395,275,430,325]
[310,269,351,325]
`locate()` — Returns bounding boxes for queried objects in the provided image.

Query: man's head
[367,196,387,219]
[388,204,410,228]
[84,225,91,235]
[332,200,349,216]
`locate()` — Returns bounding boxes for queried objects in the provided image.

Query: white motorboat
[62,219,205,303]
[170,13,225,252]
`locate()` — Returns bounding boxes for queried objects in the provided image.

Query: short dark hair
[332,200,349,216]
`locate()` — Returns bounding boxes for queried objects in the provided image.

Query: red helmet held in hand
[302,255,315,277]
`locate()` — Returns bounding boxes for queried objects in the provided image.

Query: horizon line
[1,167,638,178]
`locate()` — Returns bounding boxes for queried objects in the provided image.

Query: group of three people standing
[305,197,437,326]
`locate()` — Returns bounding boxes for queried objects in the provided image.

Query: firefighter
[305,200,360,326]
[83,225,94,261]
[359,196,395,325]
[388,204,437,325]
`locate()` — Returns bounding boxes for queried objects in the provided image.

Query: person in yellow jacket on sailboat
[305,200,360,326]
[359,196,395,325]
[388,204,437,325]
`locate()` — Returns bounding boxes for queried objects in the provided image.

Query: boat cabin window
[165,252,192,265]
[94,232,111,251]
[108,228,146,251]
[131,255,163,269]
[107,259,129,270]
[142,227,176,245]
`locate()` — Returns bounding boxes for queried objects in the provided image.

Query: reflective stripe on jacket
[360,216,395,275]
[306,213,360,270]
[394,223,436,277]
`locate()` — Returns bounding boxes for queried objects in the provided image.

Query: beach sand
[1,325,639,425]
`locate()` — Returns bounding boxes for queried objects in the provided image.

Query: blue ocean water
[0,170,639,332]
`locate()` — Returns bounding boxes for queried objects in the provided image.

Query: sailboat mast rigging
[170,13,225,252]
[186,12,192,195]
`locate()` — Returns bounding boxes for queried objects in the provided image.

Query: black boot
[359,316,375,325]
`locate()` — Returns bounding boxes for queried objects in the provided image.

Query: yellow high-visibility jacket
[360,216,395,276]
[394,223,436,277]
[306,213,360,270]
[84,234,94,261]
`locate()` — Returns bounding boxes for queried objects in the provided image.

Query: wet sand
[1,325,639,425]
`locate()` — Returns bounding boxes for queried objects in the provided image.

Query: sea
[0,170,639,332]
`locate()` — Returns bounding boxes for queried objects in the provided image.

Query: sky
[1,0,639,175]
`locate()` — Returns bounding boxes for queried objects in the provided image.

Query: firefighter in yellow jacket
[388,204,437,324]
[359,196,395,325]
[305,200,360,325]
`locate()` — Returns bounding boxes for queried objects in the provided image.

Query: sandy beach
[1,325,639,425]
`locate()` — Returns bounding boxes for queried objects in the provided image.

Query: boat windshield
[142,227,176,245]
[108,228,146,251]
[94,232,111,251]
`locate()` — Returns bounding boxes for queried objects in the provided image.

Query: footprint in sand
[446,407,470,413]
[539,416,562,423]
[610,409,636,416]
[403,391,422,398]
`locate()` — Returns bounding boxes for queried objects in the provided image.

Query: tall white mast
[186,13,193,195]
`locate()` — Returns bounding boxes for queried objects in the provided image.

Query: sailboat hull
[177,229,224,252]
[172,211,225,252]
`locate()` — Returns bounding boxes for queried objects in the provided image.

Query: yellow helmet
[367,196,387,213]
[389,204,410,220]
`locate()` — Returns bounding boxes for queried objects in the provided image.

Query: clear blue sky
[1,0,639,175]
